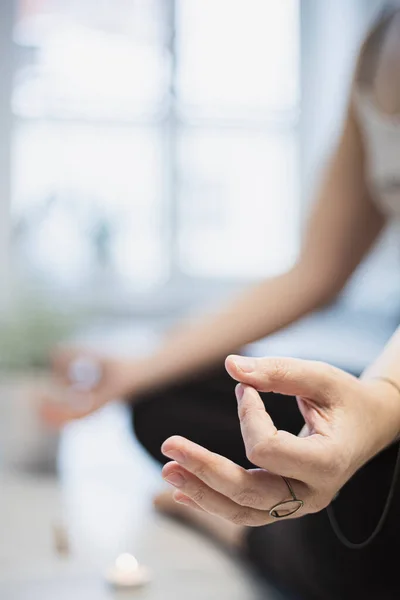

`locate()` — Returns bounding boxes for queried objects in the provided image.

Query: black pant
[131,366,400,600]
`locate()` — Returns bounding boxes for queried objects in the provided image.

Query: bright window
[11,0,300,298]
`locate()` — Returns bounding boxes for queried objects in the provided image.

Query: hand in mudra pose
[161,355,400,526]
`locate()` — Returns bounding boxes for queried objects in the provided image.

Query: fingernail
[235,384,244,401]
[165,472,185,488]
[232,356,255,373]
[174,493,191,505]
[162,448,186,463]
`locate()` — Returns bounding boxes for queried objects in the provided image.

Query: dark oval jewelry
[269,477,304,519]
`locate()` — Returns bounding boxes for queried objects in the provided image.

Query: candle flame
[115,553,139,572]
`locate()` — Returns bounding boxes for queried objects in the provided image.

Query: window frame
[1,0,302,313]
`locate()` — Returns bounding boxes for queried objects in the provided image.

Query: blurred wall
[0,0,13,309]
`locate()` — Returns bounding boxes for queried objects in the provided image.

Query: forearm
[134,264,331,393]
[362,327,400,389]
[360,327,400,446]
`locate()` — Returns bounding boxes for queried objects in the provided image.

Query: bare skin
[160,355,400,528]
[155,323,400,543]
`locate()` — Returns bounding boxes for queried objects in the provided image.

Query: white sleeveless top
[356,91,400,221]
[247,93,400,373]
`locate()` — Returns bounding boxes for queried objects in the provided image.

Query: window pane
[177,128,299,278]
[176,0,299,118]
[13,0,169,120]
[12,122,167,291]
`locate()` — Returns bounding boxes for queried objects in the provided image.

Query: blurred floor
[0,381,270,600]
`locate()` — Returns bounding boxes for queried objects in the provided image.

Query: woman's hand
[161,355,400,526]
[39,348,137,428]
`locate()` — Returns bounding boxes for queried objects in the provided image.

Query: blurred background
[5,0,301,306]
[0,1,399,599]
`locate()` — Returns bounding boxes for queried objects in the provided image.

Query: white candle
[105,553,151,589]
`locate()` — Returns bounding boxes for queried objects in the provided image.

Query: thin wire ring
[269,477,304,519]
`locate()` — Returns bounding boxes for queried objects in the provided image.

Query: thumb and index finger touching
[225,355,338,480]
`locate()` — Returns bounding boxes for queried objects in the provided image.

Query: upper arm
[297,97,385,300]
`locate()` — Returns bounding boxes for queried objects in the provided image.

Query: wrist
[111,357,150,400]
[120,352,170,398]
[363,377,400,448]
